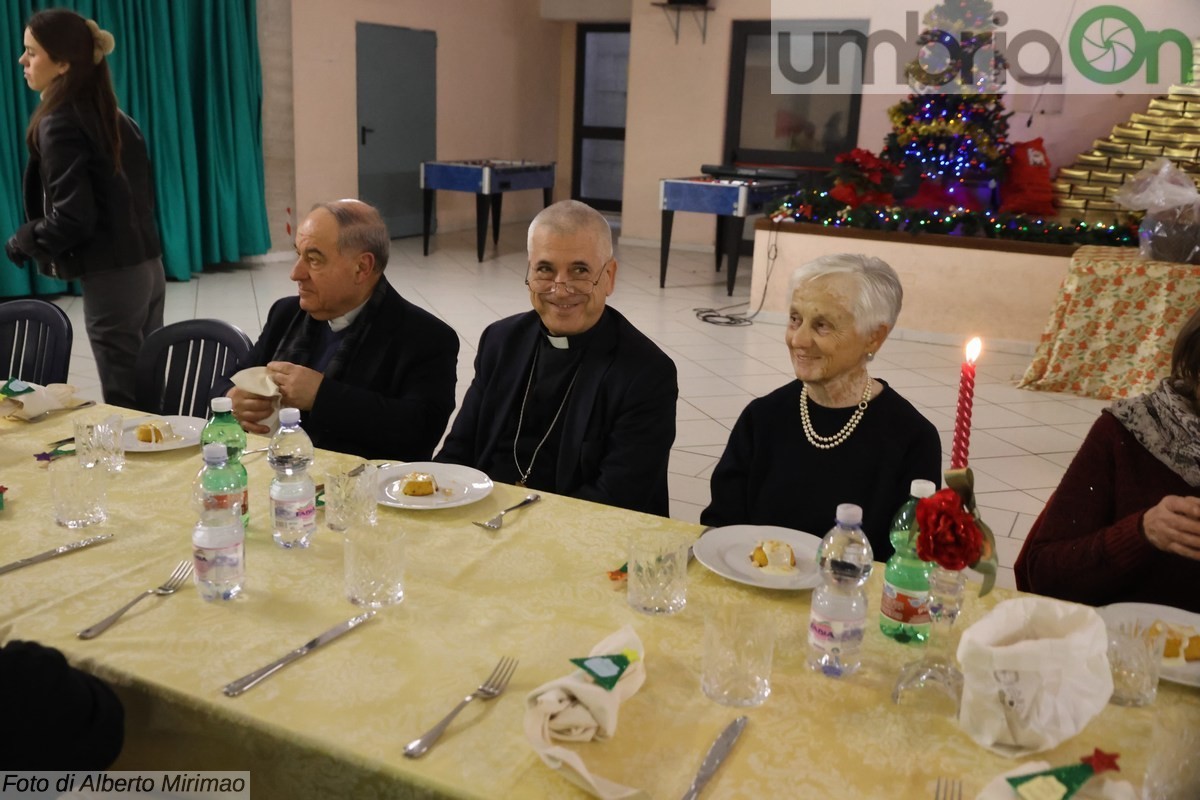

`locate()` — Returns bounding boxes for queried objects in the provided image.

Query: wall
[622,0,1175,246]
[290,0,563,235]
[258,0,295,255]
[748,226,1070,349]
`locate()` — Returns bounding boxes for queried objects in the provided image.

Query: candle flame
[965,337,982,364]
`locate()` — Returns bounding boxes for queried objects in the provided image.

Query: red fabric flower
[915,488,984,570]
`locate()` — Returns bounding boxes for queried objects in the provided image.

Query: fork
[24,400,97,427]
[77,560,193,639]
[403,656,518,758]
[473,495,540,531]
[934,777,963,800]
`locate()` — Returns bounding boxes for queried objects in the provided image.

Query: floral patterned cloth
[1020,246,1200,399]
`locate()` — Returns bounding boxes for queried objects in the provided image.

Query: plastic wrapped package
[1113,158,1200,263]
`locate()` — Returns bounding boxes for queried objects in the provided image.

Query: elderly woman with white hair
[701,253,941,559]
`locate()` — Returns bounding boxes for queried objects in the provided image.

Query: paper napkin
[976,761,1136,800]
[0,379,84,420]
[524,625,648,800]
[230,366,280,433]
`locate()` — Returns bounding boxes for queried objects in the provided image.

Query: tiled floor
[55,221,1107,591]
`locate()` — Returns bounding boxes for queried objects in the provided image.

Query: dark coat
[10,104,161,280]
[224,280,459,461]
[0,640,124,769]
[437,308,678,516]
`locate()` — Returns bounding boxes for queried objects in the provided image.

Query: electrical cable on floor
[693,222,780,327]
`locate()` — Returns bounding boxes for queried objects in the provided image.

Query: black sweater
[701,380,942,560]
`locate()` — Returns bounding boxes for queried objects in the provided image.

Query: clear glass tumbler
[50,458,108,528]
[702,605,774,707]
[1107,623,1165,707]
[344,524,405,608]
[627,532,688,615]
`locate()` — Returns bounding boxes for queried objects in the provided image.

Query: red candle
[951,338,982,469]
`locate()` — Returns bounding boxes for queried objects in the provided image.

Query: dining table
[2,404,1199,799]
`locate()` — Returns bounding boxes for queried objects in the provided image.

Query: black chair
[135,319,252,418]
[0,298,73,385]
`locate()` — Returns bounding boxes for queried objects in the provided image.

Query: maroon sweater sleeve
[1015,412,1167,605]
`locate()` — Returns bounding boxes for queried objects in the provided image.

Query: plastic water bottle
[201,396,249,528]
[192,443,245,601]
[880,479,938,644]
[268,407,317,549]
[808,503,874,678]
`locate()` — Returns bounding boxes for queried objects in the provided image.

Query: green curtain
[0,0,271,297]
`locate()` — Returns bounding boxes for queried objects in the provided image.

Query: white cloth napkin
[524,626,648,800]
[0,380,84,420]
[230,366,280,433]
[975,760,1136,800]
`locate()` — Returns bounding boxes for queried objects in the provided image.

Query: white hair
[786,253,903,336]
[527,200,613,262]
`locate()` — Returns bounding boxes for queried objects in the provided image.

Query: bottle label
[193,541,244,583]
[881,581,930,624]
[201,491,241,515]
[273,498,316,535]
[808,612,866,656]
[241,488,251,520]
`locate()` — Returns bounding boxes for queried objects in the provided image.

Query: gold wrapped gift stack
[1051,37,1200,224]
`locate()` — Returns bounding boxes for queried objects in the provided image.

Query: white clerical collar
[546,334,569,349]
[328,300,367,333]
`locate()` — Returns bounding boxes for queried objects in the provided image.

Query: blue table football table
[659,176,800,295]
[420,159,556,261]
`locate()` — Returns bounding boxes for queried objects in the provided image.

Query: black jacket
[437,308,678,516]
[216,280,459,461]
[0,640,124,769]
[10,104,161,281]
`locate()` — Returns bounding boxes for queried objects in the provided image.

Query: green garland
[770,189,1140,248]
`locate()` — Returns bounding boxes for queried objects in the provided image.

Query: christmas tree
[881,0,1012,187]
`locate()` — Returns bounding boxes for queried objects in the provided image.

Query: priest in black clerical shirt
[437,200,678,516]
[218,199,458,461]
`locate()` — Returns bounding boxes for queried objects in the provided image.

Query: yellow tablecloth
[2,407,1199,799]
[1020,245,1200,399]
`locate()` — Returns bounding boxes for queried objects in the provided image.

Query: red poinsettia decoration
[915,487,984,571]
[829,148,902,209]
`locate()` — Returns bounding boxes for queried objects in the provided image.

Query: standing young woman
[5,9,164,407]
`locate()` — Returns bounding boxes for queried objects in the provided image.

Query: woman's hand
[1143,495,1200,560]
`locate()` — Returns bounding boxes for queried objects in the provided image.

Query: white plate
[121,416,206,452]
[1097,602,1200,687]
[376,462,493,510]
[693,525,823,590]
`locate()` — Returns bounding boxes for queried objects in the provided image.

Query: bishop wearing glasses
[437,200,678,516]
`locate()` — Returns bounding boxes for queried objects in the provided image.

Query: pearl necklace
[513,345,581,487]
[799,378,873,450]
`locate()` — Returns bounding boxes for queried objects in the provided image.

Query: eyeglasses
[525,260,611,296]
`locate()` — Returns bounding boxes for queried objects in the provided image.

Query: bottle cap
[279,407,300,425]
[202,443,228,464]
[910,479,937,498]
[211,396,233,413]
[835,503,863,526]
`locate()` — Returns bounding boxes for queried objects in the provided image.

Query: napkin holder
[957,597,1111,757]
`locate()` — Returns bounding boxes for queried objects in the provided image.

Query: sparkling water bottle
[192,444,245,601]
[880,479,937,644]
[808,503,874,678]
[268,407,316,549]
[201,396,250,528]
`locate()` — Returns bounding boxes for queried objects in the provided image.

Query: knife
[680,716,748,800]
[222,610,377,697]
[0,534,114,576]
